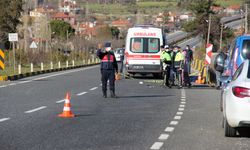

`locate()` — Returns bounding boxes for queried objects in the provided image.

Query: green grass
[215,0,244,7]
[137,1,177,8]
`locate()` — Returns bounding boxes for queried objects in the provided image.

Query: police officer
[160,45,172,87]
[97,42,118,98]
[173,46,184,88]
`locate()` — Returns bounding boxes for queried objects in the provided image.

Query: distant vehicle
[124,25,165,78]
[222,60,250,137]
[114,48,124,62]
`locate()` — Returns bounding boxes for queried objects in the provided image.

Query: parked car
[221,35,250,78]
[114,48,124,62]
[222,60,250,137]
[215,35,250,111]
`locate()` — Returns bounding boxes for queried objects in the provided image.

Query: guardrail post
[66,61,69,68]
[18,64,21,74]
[41,62,44,71]
[31,63,33,72]
[50,61,53,70]
[58,61,61,68]
[88,59,90,64]
[72,60,75,66]
[83,59,85,65]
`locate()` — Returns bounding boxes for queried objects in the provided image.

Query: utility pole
[206,14,211,45]
[245,4,248,34]
[219,23,223,51]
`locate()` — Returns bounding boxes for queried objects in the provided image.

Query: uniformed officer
[173,46,184,88]
[160,45,172,87]
[97,42,118,98]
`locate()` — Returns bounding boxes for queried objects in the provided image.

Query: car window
[130,38,159,53]
[247,61,250,79]
[232,62,244,81]
[241,40,250,59]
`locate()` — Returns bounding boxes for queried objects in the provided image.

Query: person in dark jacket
[97,42,118,98]
[214,50,227,89]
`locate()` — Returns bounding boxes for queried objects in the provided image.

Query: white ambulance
[124,25,164,78]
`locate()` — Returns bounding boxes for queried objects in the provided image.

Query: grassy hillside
[215,0,244,7]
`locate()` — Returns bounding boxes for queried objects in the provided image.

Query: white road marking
[150,142,164,150]
[90,87,98,91]
[158,134,169,140]
[170,121,178,125]
[181,101,186,104]
[177,112,183,115]
[0,66,98,88]
[174,116,182,120]
[180,105,185,108]
[165,127,175,132]
[181,98,186,101]
[0,85,7,88]
[0,118,10,122]
[56,99,65,103]
[8,83,16,86]
[181,97,186,99]
[178,108,185,111]
[77,92,88,96]
[18,81,31,84]
[25,106,47,113]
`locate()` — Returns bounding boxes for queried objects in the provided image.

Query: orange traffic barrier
[58,92,75,118]
[195,72,203,84]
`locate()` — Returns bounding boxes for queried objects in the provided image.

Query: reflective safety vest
[161,51,171,61]
[97,50,118,71]
[174,51,184,68]
[174,51,184,61]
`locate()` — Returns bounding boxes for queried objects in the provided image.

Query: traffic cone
[58,92,75,118]
[195,72,203,84]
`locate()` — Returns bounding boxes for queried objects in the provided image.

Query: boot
[102,90,107,98]
[110,90,118,98]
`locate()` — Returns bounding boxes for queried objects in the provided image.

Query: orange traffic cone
[58,92,75,118]
[195,72,203,84]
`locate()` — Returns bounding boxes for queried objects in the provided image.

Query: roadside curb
[0,63,99,81]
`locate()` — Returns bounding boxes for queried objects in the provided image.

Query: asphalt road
[0,64,250,150]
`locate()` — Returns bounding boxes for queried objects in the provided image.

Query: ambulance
[124,25,164,78]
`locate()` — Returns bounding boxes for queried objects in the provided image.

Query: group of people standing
[96,41,194,98]
[160,45,193,88]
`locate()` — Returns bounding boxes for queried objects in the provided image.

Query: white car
[222,59,250,137]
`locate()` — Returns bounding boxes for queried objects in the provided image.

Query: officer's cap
[104,42,112,48]
[164,45,169,49]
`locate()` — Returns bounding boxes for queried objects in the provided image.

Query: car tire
[224,118,237,137]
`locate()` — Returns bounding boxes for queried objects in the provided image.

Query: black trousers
[164,66,171,86]
[101,69,115,93]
